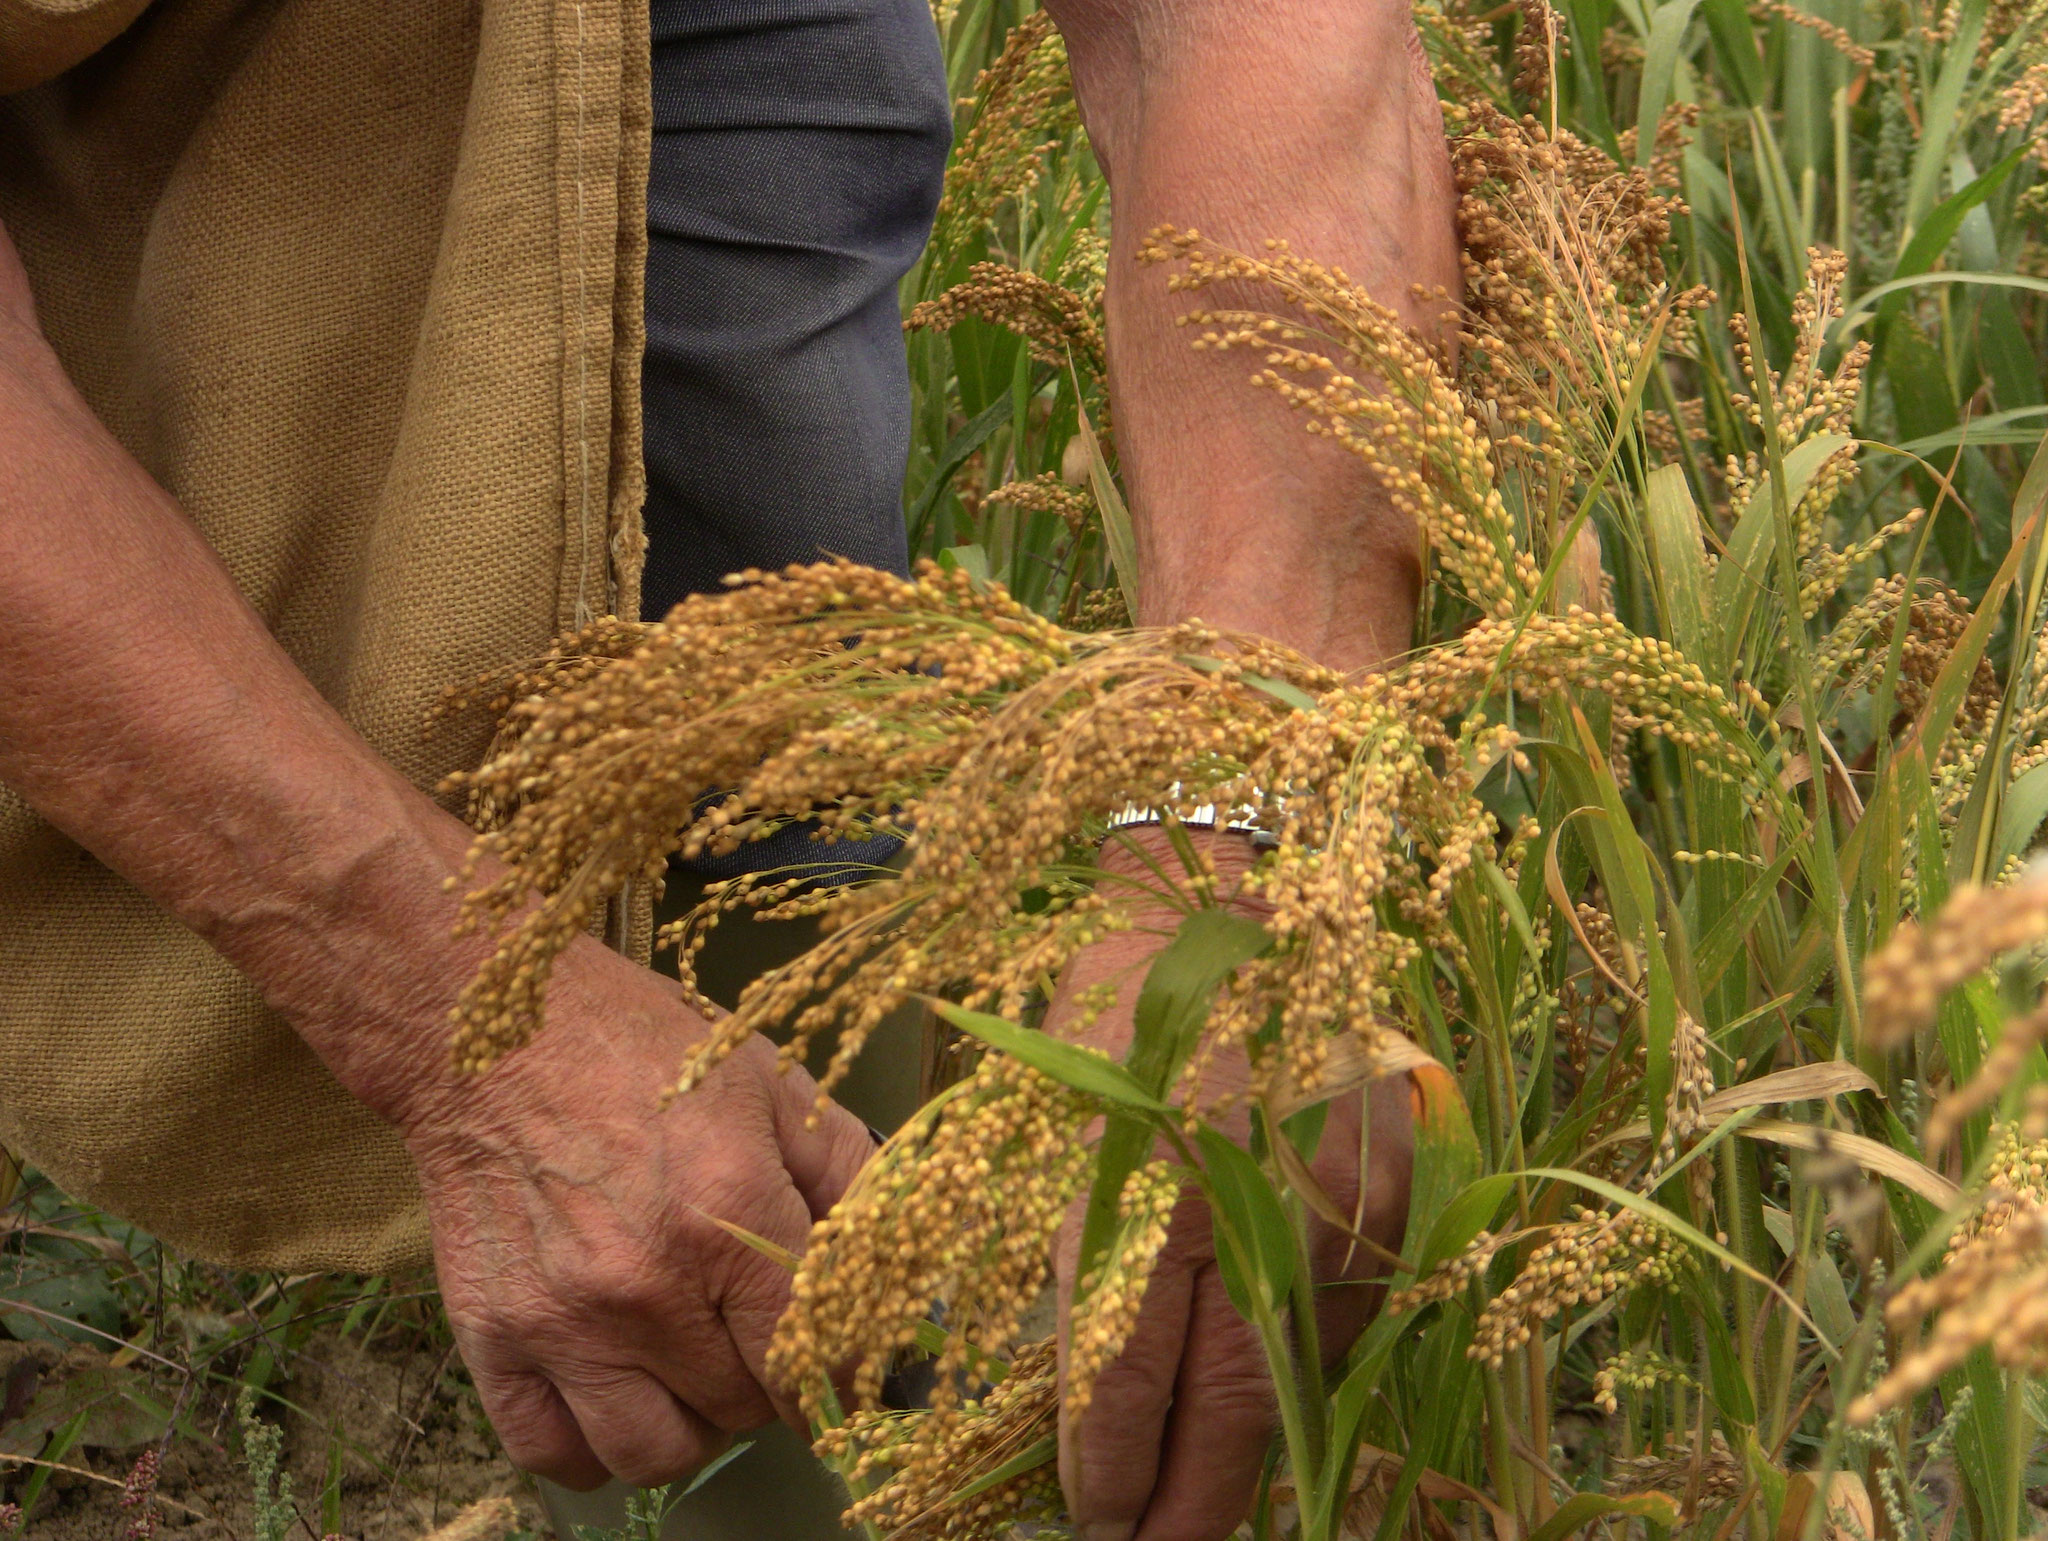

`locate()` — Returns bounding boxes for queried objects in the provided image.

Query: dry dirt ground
[3,1329,549,1541]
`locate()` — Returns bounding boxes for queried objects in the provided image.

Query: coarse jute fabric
[0,0,650,1270]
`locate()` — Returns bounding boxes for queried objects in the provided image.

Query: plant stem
[1481,1361,1523,1533]
[1288,1232,1330,1475]
[810,1380,888,1541]
[1252,1302,1322,1538]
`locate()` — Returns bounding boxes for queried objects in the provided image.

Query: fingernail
[1081,1525,1134,1541]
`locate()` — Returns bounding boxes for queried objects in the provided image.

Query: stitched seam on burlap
[570,0,596,631]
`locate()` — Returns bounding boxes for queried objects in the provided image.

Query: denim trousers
[538,4,947,1534]
[637,0,950,621]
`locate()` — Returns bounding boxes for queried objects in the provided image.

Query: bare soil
[6,1330,548,1541]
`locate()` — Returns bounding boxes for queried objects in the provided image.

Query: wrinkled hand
[1,187,877,1499]
[1051,830,1414,1541]
[399,941,874,1490]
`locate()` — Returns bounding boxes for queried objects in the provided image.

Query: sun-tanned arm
[1027,2,1460,1536]
[0,0,1455,1524]
[1049,0,1459,673]
[0,223,876,1493]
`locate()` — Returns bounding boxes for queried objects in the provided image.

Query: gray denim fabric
[639,0,950,622]
[640,0,947,888]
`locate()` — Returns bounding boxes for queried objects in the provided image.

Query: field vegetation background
[761,0,2048,1531]
[876,0,2048,1531]
[5,0,2048,1537]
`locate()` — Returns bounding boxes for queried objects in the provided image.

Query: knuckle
[563,1252,668,1319]
[691,1379,778,1436]
[445,1268,592,1352]
[719,1265,793,1346]
[609,1440,710,1492]
[692,1149,784,1215]
[468,1302,565,1356]
[1069,1346,1177,1437]
[1193,1369,1277,1424]
[1161,1196,1217,1263]
[555,1372,709,1486]
[473,1377,584,1481]
[1066,1432,1155,1528]
[500,1429,583,1484]
[479,1394,545,1450]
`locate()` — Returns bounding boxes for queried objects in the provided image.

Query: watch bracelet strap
[1103,784,1279,849]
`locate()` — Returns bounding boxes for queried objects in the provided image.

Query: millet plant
[441,0,2048,1535]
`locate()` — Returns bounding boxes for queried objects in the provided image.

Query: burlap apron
[0,0,649,1270]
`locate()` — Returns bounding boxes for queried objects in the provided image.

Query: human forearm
[1044,0,1459,671]
[0,242,499,1127]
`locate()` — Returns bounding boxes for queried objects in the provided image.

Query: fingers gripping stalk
[1048,829,1415,1541]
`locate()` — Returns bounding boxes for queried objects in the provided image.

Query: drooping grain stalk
[445,3,2048,1534]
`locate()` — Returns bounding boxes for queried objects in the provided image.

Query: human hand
[1050,830,1414,1541]
[0,150,853,1501]
[397,938,875,1490]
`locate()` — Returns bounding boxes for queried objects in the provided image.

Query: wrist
[1095,822,1267,909]
[1064,827,1269,1098]
[196,772,505,1133]
[1104,786,1279,850]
